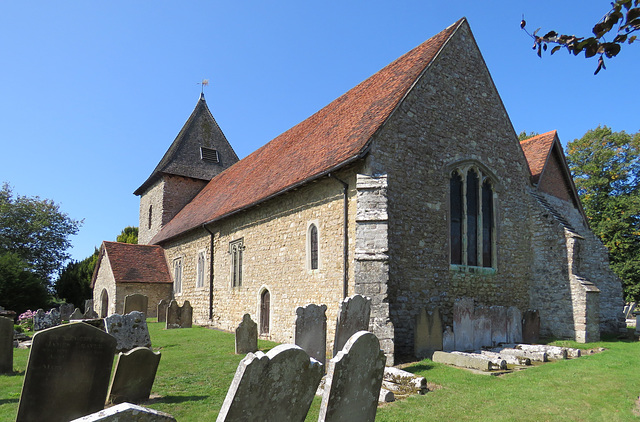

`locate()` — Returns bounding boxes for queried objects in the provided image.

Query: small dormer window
[200,147,219,163]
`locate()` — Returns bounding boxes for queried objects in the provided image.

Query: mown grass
[2,324,640,421]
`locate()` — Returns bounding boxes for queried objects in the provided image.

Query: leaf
[543,43,548,51]
[604,42,622,57]
[551,45,562,55]
[543,30,558,39]
[630,35,638,43]
[537,43,542,57]
[585,43,599,58]
[595,56,606,75]
[614,34,628,42]
[627,7,640,22]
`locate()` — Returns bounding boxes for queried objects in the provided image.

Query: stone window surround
[446,159,499,272]
[229,238,245,288]
[173,257,183,295]
[196,249,207,289]
[306,220,321,272]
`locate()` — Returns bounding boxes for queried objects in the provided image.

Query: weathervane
[198,79,209,95]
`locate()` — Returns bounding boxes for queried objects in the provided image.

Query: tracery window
[196,250,206,288]
[173,257,183,294]
[309,223,319,270]
[229,238,244,287]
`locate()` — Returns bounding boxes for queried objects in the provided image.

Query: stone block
[108,347,161,404]
[105,312,151,352]
[235,314,258,354]
[431,351,493,371]
[294,303,327,367]
[0,316,13,374]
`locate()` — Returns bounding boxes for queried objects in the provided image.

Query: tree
[0,183,82,283]
[54,248,99,307]
[566,126,640,301]
[116,226,138,244]
[518,131,539,142]
[0,252,50,315]
[521,0,640,74]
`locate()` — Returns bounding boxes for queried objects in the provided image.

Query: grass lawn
[2,323,640,421]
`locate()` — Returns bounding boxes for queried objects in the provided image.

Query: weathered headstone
[453,297,474,351]
[105,312,152,352]
[294,303,327,367]
[442,326,455,351]
[473,306,492,350]
[506,306,523,344]
[522,309,540,344]
[84,307,99,319]
[490,306,507,346]
[70,402,176,422]
[217,344,323,422]
[60,303,75,321]
[33,308,61,331]
[165,300,192,329]
[85,299,94,314]
[0,316,13,374]
[414,307,443,359]
[16,322,117,422]
[319,331,386,422]
[182,300,193,328]
[124,294,149,316]
[333,294,371,357]
[70,308,84,321]
[157,299,168,323]
[235,314,258,354]
[107,347,161,404]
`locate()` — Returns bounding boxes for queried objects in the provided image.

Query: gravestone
[453,297,474,351]
[124,294,149,316]
[33,308,61,331]
[85,299,94,314]
[217,344,323,422]
[84,307,99,319]
[16,322,117,422]
[107,347,161,404]
[182,301,193,328]
[414,307,443,359]
[506,306,523,344]
[522,309,540,344]
[70,402,176,422]
[473,306,492,350]
[319,331,386,422]
[333,294,371,357]
[70,308,84,320]
[105,312,152,352]
[165,300,192,329]
[235,314,258,354]
[294,303,327,367]
[157,300,168,323]
[442,326,455,351]
[490,306,507,346]
[0,316,13,374]
[60,303,75,321]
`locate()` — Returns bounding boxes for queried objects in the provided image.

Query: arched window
[449,165,495,268]
[309,224,319,270]
[260,289,270,335]
[148,205,153,230]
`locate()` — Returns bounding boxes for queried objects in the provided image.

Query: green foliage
[567,126,640,301]
[518,131,539,141]
[0,252,50,315]
[54,248,99,306]
[116,226,138,244]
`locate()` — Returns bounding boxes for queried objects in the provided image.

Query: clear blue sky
[1,1,638,264]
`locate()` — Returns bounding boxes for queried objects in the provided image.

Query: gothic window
[196,250,206,288]
[229,238,244,287]
[173,257,183,294]
[148,205,153,230]
[449,166,495,268]
[308,223,319,270]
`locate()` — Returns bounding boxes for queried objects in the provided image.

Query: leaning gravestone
[105,311,152,352]
[70,308,84,321]
[157,299,168,323]
[319,331,386,422]
[33,308,61,331]
[217,344,323,422]
[70,402,176,422]
[522,309,540,344]
[453,297,474,351]
[107,347,161,404]
[124,294,149,316]
[16,322,117,422]
[506,306,523,344]
[166,300,192,329]
[0,316,13,374]
[414,307,443,359]
[235,314,258,354]
[60,303,75,321]
[333,294,371,357]
[294,303,327,367]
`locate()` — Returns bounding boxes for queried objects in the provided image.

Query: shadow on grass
[402,362,437,373]
[144,395,209,405]
[0,398,19,405]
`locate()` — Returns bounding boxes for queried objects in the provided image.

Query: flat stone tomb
[107,346,161,404]
[166,300,193,329]
[294,303,327,367]
[157,299,168,323]
[33,308,61,331]
[414,307,443,359]
[319,331,386,422]
[235,313,258,354]
[0,316,13,374]
[124,293,149,316]
[16,322,117,422]
[217,344,323,422]
[333,294,371,357]
[104,311,152,352]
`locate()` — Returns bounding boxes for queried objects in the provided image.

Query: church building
[92,18,624,364]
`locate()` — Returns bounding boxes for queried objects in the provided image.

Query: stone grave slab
[414,307,443,359]
[473,306,492,350]
[60,303,75,321]
[70,402,176,422]
[235,313,258,354]
[333,294,371,357]
[33,308,61,331]
[157,299,168,323]
[181,301,193,328]
[217,344,323,422]
[0,316,13,374]
[16,322,117,422]
[506,306,523,344]
[166,300,192,329]
[442,326,455,351]
[70,308,84,321]
[294,303,327,367]
[85,299,94,314]
[522,309,540,344]
[124,294,149,316]
[108,347,161,404]
[105,312,151,352]
[490,306,507,346]
[453,297,474,351]
[319,331,386,422]
[84,307,99,319]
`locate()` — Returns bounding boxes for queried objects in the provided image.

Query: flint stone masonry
[16,322,117,422]
[333,295,371,357]
[294,303,327,367]
[414,307,443,359]
[105,312,152,352]
[33,308,61,331]
[124,294,149,316]
[157,300,168,323]
[60,303,75,321]
[0,316,12,374]
[166,300,192,329]
[235,313,258,354]
[217,344,323,422]
[319,331,386,422]
[71,403,176,422]
[108,347,161,404]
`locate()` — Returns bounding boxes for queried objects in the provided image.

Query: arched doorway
[260,289,270,335]
[100,289,109,318]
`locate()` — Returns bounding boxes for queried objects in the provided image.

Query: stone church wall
[92,255,117,318]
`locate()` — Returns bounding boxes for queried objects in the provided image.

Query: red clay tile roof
[520,130,558,184]
[151,18,465,244]
[94,241,172,285]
